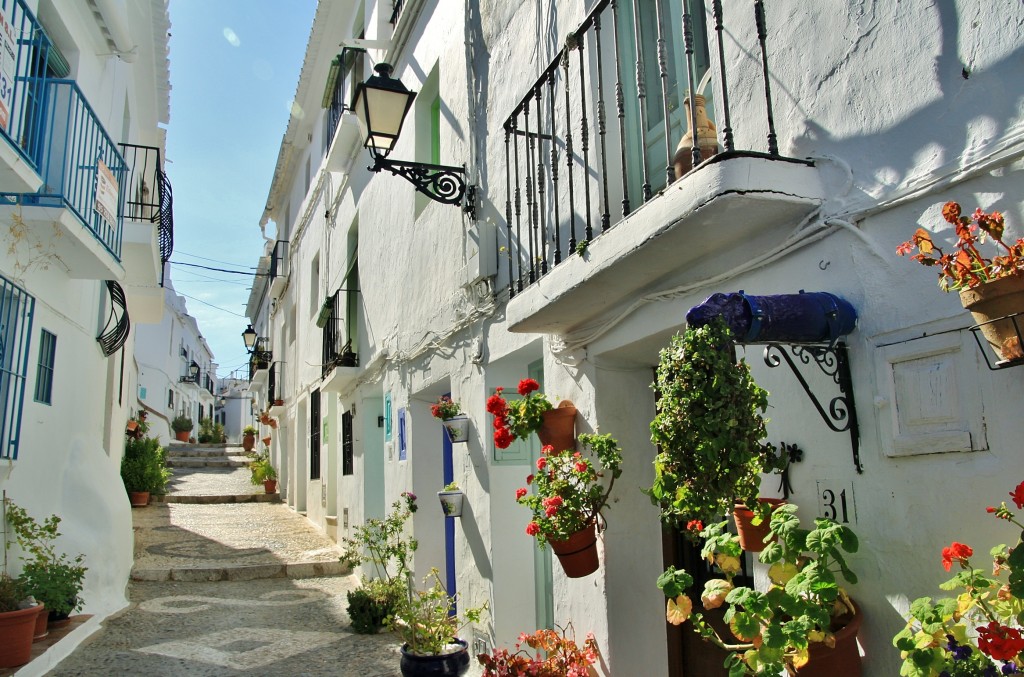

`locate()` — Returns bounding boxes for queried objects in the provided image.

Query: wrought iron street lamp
[188,360,200,381]
[242,325,257,353]
[352,63,475,217]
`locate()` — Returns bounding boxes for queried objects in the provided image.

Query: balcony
[0,0,49,194]
[499,0,825,335]
[268,240,289,299]
[320,292,360,393]
[322,47,364,173]
[248,337,272,387]
[268,361,285,414]
[0,79,126,280]
[119,143,173,323]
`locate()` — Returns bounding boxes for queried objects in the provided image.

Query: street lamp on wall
[352,63,475,218]
[188,360,200,381]
[242,325,258,353]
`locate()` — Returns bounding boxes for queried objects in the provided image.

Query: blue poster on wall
[398,407,406,460]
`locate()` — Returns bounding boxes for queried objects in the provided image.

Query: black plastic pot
[399,639,470,677]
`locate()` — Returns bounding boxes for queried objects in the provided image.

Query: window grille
[342,410,353,475]
[310,388,321,479]
[0,276,35,459]
[33,329,55,405]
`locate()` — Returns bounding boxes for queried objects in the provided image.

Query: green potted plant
[0,574,37,667]
[431,396,469,444]
[478,624,600,675]
[893,478,1024,675]
[242,425,258,452]
[487,378,576,451]
[340,494,419,635]
[898,201,1024,363]
[437,482,464,518]
[658,504,861,676]
[171,414,193,443]
[391,567,487,677]
[121,436,172,506]
[646,317,783,540]
[248,448,278,493]
[515,433,622,578]
[3,499,86,627]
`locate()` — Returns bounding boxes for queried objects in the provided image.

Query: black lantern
[242,324,257,353]
[188,361,200,381]
[352,63,474,217]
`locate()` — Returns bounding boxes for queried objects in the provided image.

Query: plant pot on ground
[121,436,172,502]
[0,575,38,669]
[242,425,258,452]
[249,449,278,493]
[659,506,862,676]
[171,414,193,443]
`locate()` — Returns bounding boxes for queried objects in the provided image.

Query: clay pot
[673,94,720,180]
[732,498,786,552]
[0,605,41,667]
[129,491,150,508]
[549,522,599,578]
[537,401,577,452]
[960,274,1024,363]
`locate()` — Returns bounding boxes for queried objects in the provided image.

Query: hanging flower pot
[442,416,470,444]
[437,490,464,517]
[732,498,786,552]
[537,401,577,452]
[549,522,599,578]
[960,274,1024,362]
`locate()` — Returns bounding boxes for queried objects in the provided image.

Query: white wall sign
[0,8,16,132]
[94,159,118,225]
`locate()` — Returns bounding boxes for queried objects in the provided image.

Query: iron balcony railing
[500,0,793,297]
[248,337,272,380]
[269,361,284,403]
[269,240,289,282]
[322,291,357,377]
[120,143,173,286]
[324,47,364,151]
[0,273,35,460]
[0,0,53,174]
[203,373,215,395]
[0,79,126,260]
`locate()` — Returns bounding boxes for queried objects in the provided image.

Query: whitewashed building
[135,275,218,444]
[253,1,1024,674]
[0,0,172,637]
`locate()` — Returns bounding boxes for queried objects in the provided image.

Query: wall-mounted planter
[961,275,1024,366]
[438,490,464,517]
[443,416,470,444]
[537,400,577,451]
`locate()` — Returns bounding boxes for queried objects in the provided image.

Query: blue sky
[165,1,317,378]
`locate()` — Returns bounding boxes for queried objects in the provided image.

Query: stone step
[155,493,280,504]
[130,559,349,583]
[165,448,249,458]
[165,459,250,468]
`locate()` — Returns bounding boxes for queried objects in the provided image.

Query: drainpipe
[95,0,137,62]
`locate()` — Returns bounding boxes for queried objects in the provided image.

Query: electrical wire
[170,260,268,276]
[175,249,258,268]
[177,291,248,318]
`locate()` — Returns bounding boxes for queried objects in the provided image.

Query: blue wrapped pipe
[685,291,857,344]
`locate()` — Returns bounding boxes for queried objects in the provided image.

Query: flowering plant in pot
[478,623,600,676]
[515,433,622,578]
[390,567,487,676]
[432,396,470,444]
[898,201,1024,361]
[659,504,861,676]
[437,482,464,517]
[893,479,1024,676]
[647,318,782,538]
[488,378,576,450]
[170,414,193,442]
[430,396,462,421]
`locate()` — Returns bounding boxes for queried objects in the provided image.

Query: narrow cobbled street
[47,444,403,677]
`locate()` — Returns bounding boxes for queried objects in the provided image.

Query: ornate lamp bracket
[755,341,862,474]
[370,157,476,219]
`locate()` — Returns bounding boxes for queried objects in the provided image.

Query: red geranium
[941,541,973,572]
[518,378,540,395]
[977,622,1024,661]
[487,381,553,448]
[1011,481,1024,510]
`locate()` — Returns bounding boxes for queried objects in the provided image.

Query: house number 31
[816,480,857,524]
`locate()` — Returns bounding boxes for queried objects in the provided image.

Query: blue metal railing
[0,274,35,460]
[0,0,52,173]
[2,79,126,260]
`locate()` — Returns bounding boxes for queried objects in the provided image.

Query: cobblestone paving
[48,577,405,677]
[164,466,255,496]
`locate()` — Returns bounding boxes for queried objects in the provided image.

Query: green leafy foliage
[657,504,859,675]
[4,499,86,615]
[647,318,780,532]
[248,449,277,485]
[170,414,193,433]
[121,436,172,494]
[390,567,486,656]
[0,574,28,613]
[346,577,404,634]
[197,418,224,443]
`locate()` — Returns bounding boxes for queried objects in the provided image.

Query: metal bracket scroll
[760,342,862,474]
[370,157,475,219]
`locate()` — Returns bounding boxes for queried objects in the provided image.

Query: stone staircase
[157,444,278,504]
[164,442,251,468]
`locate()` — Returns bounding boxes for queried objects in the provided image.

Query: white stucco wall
[256,1,1024,675]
